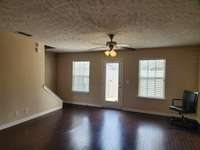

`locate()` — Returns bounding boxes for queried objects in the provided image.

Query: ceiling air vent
[16,31,32,37]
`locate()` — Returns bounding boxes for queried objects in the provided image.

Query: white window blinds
[72,61,90,92]
[138,59,166,99]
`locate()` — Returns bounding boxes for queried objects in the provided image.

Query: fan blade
[116,43,132,47]
[87,46,107,51]
[116,46,137,51]
[91,42,106,46]
[121,47,137,51]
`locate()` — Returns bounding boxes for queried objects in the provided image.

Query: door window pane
[105,63,119,102]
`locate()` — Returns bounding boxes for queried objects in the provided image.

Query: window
[138,59,166,99]
[72,61,90,92]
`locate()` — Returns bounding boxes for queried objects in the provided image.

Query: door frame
[101,58,124,109]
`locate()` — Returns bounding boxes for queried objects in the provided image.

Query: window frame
[138,59,166,100]
[72,60,90,93]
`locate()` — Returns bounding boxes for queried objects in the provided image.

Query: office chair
[169,90,199,127]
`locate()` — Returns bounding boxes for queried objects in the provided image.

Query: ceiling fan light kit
[110,49,117,57]
[92,34,136,57]
[104,49,117,57]
[104,50,110,56]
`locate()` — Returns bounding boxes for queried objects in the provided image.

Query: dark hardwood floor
[0,104,200,150]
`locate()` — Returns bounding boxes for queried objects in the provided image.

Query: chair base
[170,116,198,130]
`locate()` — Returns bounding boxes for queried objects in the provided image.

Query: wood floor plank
[0,104,200,150]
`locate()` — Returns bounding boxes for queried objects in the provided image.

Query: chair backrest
[182,90,199,113]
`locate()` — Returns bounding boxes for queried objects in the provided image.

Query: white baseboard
[64,101,199,121]
[63,101,178,117]
[2,101,197,131]
[122,107,178,117]
[0,106,62,131]
[43,84,63,102]
[63,101,102,108]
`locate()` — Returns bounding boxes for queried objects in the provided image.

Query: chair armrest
[171,98,183,106]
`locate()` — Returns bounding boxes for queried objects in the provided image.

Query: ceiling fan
[90,34,136,57]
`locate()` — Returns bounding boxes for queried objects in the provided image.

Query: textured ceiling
[0,0,200,52]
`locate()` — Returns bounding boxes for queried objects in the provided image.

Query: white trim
[121,108,196,120]
[0,106,62,131]
[1,100,198,131]
[43,84,63,102]
[63,101,199,121]
[122,107,178,117]
[63,101,102,108]
[137,96,165,100]
[63,101,177,117]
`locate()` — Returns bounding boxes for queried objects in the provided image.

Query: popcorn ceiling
[0,0,199,51]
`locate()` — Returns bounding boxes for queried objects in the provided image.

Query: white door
[102,60,123,108]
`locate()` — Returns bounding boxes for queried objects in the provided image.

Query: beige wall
[57,47,200,115]
[198,54,200,122]
[45,52,57,92]
[0,32,62,126]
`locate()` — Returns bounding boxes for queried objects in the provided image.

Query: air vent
[45,45,55,49]
[16,31,32,37]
